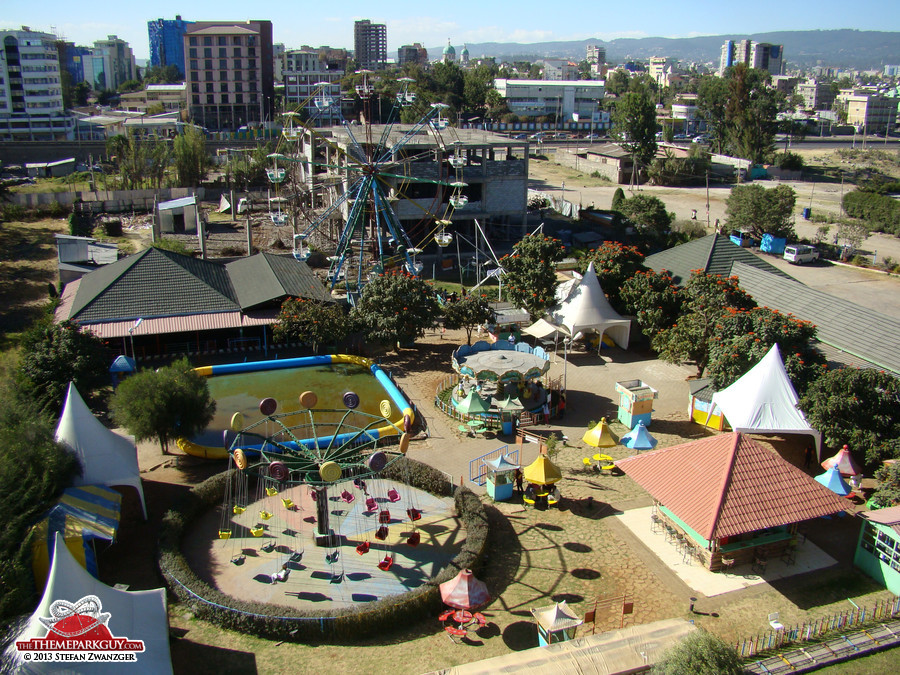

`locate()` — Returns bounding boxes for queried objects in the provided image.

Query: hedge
[842,190,900,235]
[157,457,488,643]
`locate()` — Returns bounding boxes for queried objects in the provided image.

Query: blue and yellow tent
[31,485,121,592]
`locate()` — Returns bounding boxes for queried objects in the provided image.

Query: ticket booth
[485,454,518,502]
[531,601,583,646]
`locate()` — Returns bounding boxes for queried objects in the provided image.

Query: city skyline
[3,0,899,61]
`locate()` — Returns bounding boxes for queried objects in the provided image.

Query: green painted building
[855,506,900,595]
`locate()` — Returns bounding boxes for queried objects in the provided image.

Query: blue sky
[4,0,898,60]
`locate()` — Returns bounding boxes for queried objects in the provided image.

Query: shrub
[157,457,488,642]
[153,238,195,256]
[842,189,900,235]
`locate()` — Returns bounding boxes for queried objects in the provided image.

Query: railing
[468,445,518,486]
[735,595,900,659]
[432,373,501,429]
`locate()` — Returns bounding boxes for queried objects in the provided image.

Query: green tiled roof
[225,253,332,309]
[645,234,791,286]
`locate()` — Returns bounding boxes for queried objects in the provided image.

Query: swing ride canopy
[439,568,491,610]
[523,455,562,486]
[531,601,583,633]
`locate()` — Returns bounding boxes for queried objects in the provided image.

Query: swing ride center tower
[293,126,530,245]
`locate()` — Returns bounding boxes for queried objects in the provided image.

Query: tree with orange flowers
[579,242,646,312]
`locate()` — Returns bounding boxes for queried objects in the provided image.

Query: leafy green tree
[273,298,351,353]
[17,320,109,414]
[350,272,440,350]
[724,64,782,164]
[705,307,826,393]
[606,70,630,96]
[697,75,730,154]
[142,65,183,84]
[500,234,565,320]
[173,124,209,187]
[612,89,658,169]
[621,269,683,338]
[578,242,646,312]
[724,183,797,240]
[652,271,756,376]
[443,294,496,345]
[111,357,216,455]
[871,463,900,508]
[72,81,91,107]
[652,630,743,675]
[799,368,900,464]
[611,187,626,211]
[117,79,142,93]
[619,194,675,245]
[0,377,80,620]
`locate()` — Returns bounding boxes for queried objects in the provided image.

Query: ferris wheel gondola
[282,112,303,141]
[314,81,335,110]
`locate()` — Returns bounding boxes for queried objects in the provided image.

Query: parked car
[512,133,527,139]
[529,132,545,141]
[783,244,819,264]
[692,135,710,144]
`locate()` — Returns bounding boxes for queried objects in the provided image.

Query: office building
[56,42,91,87]
[796,80,836,111]
[354,20,386,71]
[0,26,73,140]
[586,45,606,65]
[119,83,187,114]
[837,89,898,135]
[91,36,137,90]
[398,44,428,68]
[542,59,578,81]
[273,43,285,83]
[282,48,342,126]
[493,79,606,119]
[184,20,274,131]
[148,16,193,77]
[719,39,783,76]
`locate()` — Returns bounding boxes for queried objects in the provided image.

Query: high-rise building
[796,79,835,111]
[283,48,342,126]
[586,45,606,65]
[354,20,386,71]
[91,35,136,90]
[148,16,193,77]
[0,26,73,140]
[273,43,285,83]
[56,41,91,87]
[184,20,274,130]
[719,39,783,76]
[398,44,428,68]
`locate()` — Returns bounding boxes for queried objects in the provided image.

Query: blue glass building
[148,16,192,77]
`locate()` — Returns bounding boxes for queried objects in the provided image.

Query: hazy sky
[4,0,898,60]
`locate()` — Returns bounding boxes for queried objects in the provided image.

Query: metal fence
[468,445,517,486]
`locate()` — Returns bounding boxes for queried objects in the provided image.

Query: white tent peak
[55,382,147,519]
[551,262,630,348]
[709,344,821,453]
[5,532,172,673]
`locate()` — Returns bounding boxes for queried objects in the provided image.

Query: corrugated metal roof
[616,432,849,540]
[225,253,331,309]
[83,312,245,339]
[860,506,900,536]
[645,234,791,286]
[732,262,900,377]
[158,196,196,210]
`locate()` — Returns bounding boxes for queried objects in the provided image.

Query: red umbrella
[439,569,490,610]
[821,445,863,477]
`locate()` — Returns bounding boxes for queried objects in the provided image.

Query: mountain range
[431,30,900,70]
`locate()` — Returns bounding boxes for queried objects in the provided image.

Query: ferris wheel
[265,74,471,300]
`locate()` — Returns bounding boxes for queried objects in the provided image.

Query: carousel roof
[822,446,863,477]
[523,454,562,485]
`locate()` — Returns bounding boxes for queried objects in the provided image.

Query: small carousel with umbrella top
[522,454,562,508]
[438,568,490,641]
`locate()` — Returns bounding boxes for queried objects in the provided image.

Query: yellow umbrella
[582,417,618,448]
[523,454,562,486]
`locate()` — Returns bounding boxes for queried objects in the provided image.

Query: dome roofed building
[443,39,456,63]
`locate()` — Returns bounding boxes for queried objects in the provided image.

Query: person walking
[803,444,814,469]
[514,468,524,495]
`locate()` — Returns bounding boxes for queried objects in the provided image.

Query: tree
[142,65,183,84]
[272,298,351,353]
[799,368,900,464]
[350,272,440,350]
[724,183,797,240]
[704,307,826,393]
[723,64,782,164]
[611,187,626,211]
[117,79,142,93]
[111,357,216,455]
[612,89,658,169]
[578,242,646,313]
[443,294,496,346]
[652,271,756,376]
[870,463,900,508]
[500,234,565,320]
[652,630,743,675]
[619,194,675,245]
[72,81,91,107]
[17,320,109,414]
[621,269,683,338]
[173,124,209,187]
[606,70,630,96]
[697,75,730,154]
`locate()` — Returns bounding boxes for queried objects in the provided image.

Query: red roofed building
[616,432,849,571]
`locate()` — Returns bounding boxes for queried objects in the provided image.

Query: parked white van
[783,244,819,264]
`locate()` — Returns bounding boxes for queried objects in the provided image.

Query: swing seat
[231,555,246,565]
[289,551,303,563]
[281,498,295,510]
[375,526,389,541]
[365,497,378,512]
[266,487,278,497]
[326,551,340,564]
[387,488,402,503]
[232,506,246,515]
[250,526,265,537]
[407,508,422,522]
[407,532,421,547]
[259,510,273,520]
[341,490,355,504]
[261,542,275,553]
[378,555,394,571]
[378,510,391,524]
[356,541,370,555]
[330,572,343,584]
[218,530,232,540]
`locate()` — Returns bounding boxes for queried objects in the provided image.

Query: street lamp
[128,317,143,361]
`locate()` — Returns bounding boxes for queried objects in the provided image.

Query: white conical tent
[709,344,822,455]
[551,262,630,348]
[6,532,172,673]
[55,382,148,519]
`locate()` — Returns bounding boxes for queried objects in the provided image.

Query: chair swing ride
[217,388,426,587]
[264,74,471,300]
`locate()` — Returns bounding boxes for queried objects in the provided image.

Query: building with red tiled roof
[616,432,849,571]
